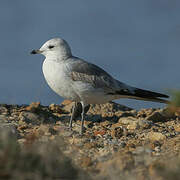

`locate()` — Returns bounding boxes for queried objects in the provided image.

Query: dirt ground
[0,100,180,180]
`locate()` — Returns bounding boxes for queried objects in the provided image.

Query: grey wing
[69,58,169,104]
[70,58,128,93]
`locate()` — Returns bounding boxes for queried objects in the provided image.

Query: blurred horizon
[0,0,180,109]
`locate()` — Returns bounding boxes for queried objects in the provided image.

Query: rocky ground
[0,100,180,180]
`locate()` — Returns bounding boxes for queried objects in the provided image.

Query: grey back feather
[70,58,126,93]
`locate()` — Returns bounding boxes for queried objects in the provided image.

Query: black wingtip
[111,87,169,104]
[134,88,169,99]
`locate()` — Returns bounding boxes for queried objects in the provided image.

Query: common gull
[31,38,169,134]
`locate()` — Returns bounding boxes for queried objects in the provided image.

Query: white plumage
[31,38,169,134]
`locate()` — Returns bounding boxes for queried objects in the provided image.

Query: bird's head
[31,38,72,60]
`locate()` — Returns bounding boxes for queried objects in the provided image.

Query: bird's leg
[80,102,85,135]
[69,102,77,129]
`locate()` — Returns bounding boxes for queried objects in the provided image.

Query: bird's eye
[48,45,55,49]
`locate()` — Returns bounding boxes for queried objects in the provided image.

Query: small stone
[18,138,26,144]
[0,124,19,138]
[35,125,50,137]
[60,100,74,113]
[147,132,166,142]
[118,117,139,125]
[119,141,126,148]
[168,105,180,117]
[24,132,38,145]
[138,120,152,129]
[94,130,106,136]
[0,115,8,123]
[111,126,123,139]
[174,124,180,132]
[137,108,154,118]
[17,124,28,131]
[146,111,165,122]
[100,121,111,127]
[97,151,134,173]
[88,102,132,116]
[127,121,139,130]
[118,117,139,130]
[0,106,8,115]
[111,122,122,129]
[61,100,72,105]
[53,125,63,131]
[154,146,161,152]
[80,156,92,167]
[19,112,43,125]
[25,102,40,112]
[161,108,176,119]
[84,142,96,149]
[133,146,145,154]
[117,112,135,118]
[49,127,57,135]
[49,104,63,113]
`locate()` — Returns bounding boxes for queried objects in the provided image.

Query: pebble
[0,101,179,179]
[127,121,140,130]
[25,102,40,112]
[147,132,166,142]
[0,115,8,122]
[19,111,43,125]
[0,124,19,138]
[138,120,152,129]
[80,156,92,167]
[174,124,180,132]
[146,111,165,122]
[111,126,123,138]
[49,104,63,113]
[0,106,8,115]
[118,117,138,124]
[94,130,106,136]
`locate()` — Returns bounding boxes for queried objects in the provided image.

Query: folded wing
[70,58,169,104]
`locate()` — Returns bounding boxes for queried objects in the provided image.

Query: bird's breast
[42,59,80,101]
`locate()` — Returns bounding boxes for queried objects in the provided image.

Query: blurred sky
[0,0,180,109]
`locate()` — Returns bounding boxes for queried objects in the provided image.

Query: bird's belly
[83,92,113,104]
[42,60,80,101]
[71,81,115,104]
